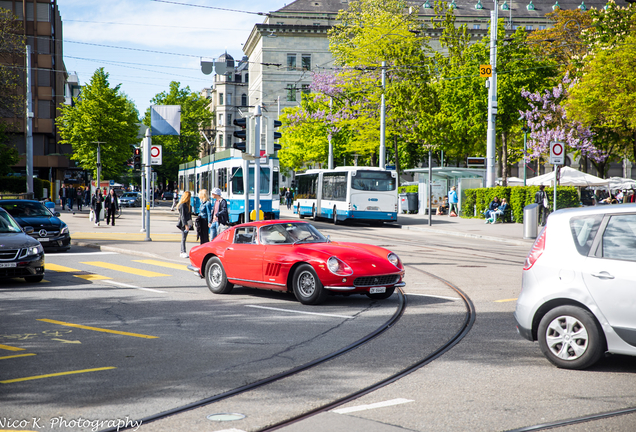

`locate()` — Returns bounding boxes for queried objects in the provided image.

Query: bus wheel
[333,207,339,225]
[298,204,305,219]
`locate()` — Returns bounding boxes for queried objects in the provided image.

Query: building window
[227,93,232,105]
[228,113,232,125]
[241,94,247,106]
[539,25,546,30]
[227,136,232,147]
[286,84,296,102]
[301,84,311,94]
[287,54,296,71]
[473,24,481,30]
[235,74,241,83]
[526,25,533,30]
[245,73,249,82]
[219,134,224,148]
[219,114,224,126]
[302,54,311,71]
[219,93,224,105]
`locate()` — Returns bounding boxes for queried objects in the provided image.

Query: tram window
[230,167,270,195]
[188,175,195,192]
[217,168,228,192]
[231,167,244,195]
[273,170,280,195]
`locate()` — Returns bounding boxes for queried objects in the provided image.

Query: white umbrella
[526,166,609,187]
[608,177,636,190]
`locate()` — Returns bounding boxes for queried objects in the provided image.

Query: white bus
[294,167,398,225]
[178,149,280,223]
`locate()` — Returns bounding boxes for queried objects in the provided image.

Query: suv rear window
[569,214,603,256]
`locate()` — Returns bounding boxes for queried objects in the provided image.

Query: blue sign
[109,180,115,186]
[386,165,396,170]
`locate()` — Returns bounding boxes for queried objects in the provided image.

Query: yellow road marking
[0,367,116,384]
[133,259,188,271]
[0,353,36,360]
[75,274,112,280]
[494,298,518,303]
[45,263,111,281]
[81,261,170,278]
[37,319,159,339]
[0,344,25,351]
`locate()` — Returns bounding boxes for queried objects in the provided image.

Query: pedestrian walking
[84,187,90,208]
[448,186,459,217]
[91,189,103,227]
[68,186,75,213]
[76,187,83,211]
[170,189,179,211]
[210,188,229,239]
[177,191,193,258]
[197,189,213,244]
[104,188,119,226]
[534,185,549,226]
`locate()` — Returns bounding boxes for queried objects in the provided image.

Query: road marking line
[51,338,81,344]
[45,263,112,281]
[0,353,36,360]
[332,398,414,414]
[406,293,460,301]
[102,280,167,293]
[495,298,518,303]
[0,367,116,384]
[75,274,112,281]
[133,259,189,271]
[0,344,25,351]
[47,252,118,256]
[81,261,170,278]
[246,305,353,319]
[37,319,159,339]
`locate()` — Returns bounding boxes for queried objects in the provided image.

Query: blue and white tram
[294,167,398,225]
[178,149,280,222]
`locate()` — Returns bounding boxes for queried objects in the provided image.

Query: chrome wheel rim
[208,263,222,288]
[298,270,316,297]
[545,315,589,361]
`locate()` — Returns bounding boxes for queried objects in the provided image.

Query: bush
[462,185,580,223]
[398,185,418,193]
[0,176,50,199]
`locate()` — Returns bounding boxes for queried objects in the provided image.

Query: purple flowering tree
[519,74,606,174]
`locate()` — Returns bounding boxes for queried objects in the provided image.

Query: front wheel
[293,264,327,305]
[538,305,605,370]
[205,257,234,294]
[366,287,395,300]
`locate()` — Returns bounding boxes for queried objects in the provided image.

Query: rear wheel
[24,275,43,283]
[205,257,234,294]
[293,264,327,305]
[298,204,305,219]
[538,305,605,370]
[332,207,339,225]
[366,287,395,300]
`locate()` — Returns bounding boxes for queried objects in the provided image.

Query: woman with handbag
[177,191,193,258]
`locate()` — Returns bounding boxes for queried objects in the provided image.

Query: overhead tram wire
[149,0,269,16]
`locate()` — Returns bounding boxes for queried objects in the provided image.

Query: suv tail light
[524,227,546,271]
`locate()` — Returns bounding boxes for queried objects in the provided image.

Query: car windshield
[259,222,327,245]
[1,202,52,218]
[122,193,137,198]
[0,212,23,233]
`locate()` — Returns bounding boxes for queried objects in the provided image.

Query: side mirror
[54,212,61,217]
[24,226,34,234]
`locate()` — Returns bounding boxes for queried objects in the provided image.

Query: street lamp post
[521,126,528,186]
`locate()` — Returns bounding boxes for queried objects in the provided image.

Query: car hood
[296,242,399,272]
[13,215,63,230]
[0,232,41,248]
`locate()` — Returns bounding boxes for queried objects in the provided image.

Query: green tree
[0,7,24,119]
[0,122,19,176]
[56,68,140,179]
[143,81,212,185]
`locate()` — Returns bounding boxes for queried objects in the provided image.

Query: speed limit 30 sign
[550,141,564,165]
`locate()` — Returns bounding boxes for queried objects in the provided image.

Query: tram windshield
[231,167,271,195]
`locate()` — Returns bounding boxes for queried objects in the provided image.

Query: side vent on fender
[265,263,281,277]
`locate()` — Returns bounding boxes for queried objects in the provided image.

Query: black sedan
[0,200,71,252]
[0,207,45,283]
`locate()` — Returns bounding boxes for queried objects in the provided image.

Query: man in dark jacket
[104,188,119,226]
[534,185,548,226]
[210,188,228,239]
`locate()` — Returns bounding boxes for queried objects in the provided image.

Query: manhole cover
[206,413,246,422]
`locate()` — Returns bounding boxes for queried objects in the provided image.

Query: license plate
[369,287,386,294]
[0,263,17,268]
[38,238,49,242]
[367,206,379,211]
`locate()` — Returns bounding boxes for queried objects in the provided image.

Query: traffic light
[265,117,282,155]
[233,117,247,152]
[133,147,141,170]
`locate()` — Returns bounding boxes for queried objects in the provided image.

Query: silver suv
[514,204,636,369]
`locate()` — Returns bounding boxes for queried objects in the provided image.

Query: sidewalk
[61,202,534,262]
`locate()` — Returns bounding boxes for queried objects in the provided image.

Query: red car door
[223,226,265,286]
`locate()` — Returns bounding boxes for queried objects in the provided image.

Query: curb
[400,225,534,247]
[70,240,187,263]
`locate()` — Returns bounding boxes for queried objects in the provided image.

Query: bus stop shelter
[404,167,485,215]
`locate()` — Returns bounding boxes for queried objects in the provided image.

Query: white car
[514,204,636,369]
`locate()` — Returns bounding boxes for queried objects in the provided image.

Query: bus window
[351,171,395,192]
[297,173,318,199]
[323,173,347,201]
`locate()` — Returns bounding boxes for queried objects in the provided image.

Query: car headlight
[60,226,69,235]
[387,252,401,268]
[27,244,44,256]
[327,256,353,276]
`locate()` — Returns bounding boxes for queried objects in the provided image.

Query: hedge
[461,185,580,223]
[398,185,418,193]
[0,176,51,199]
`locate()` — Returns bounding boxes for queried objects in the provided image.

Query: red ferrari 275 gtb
[187,220,405,305]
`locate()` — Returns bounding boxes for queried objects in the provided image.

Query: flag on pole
[151,105,181,136]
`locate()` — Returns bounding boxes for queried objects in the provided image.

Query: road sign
[150,145,162,165]
[479,65,492,78]
[550,141,564,165]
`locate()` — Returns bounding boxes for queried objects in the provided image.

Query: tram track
[101,262,475,432]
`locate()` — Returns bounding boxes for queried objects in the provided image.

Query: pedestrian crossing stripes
[80,262,170,278]
[132,260,189,271]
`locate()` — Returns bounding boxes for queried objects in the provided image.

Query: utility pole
[25,45,34,197]
[328,97,333,170]
[486,1,499,188]
[144,129,152,241]
[380,61,387,170]
[91,141,106,220]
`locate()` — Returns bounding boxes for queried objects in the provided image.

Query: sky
[57,0,289,115]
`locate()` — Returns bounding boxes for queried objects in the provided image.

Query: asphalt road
[1,222,635,432]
